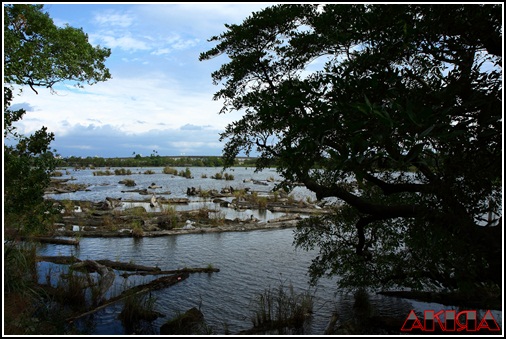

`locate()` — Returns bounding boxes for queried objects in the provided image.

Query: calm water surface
[38,167,502,334]
[37,228,419,335]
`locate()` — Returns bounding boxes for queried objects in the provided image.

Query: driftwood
[120,267,220,278]
[165,198,190,204]
[67,272,189,323]
[267,214,302,223]
[37,256,161,273]
[71,260,115,303]
[22,236,79,246]
[95,259,162,272]
[37,255,82,264]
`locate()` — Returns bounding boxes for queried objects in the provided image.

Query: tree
[3,4,111,234]
[200,4,502,292]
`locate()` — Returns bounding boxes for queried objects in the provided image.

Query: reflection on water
[40,167,502,334]
[37,228,423,335]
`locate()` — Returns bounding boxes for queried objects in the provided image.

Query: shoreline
[53,219,301,238]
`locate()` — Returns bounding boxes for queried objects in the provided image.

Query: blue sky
[6,3,272,158]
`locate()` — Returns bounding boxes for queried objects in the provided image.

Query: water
[38,167,502,334]
[36,229,418,335]
[47,166,304,202]
[47,166,316,222]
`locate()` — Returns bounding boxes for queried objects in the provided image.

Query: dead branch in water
[119,267,220,278]
[22,236,80,245]
[95,259,162,272]
[66,272,189,323]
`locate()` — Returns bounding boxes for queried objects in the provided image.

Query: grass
[131,220,145,238]
[159,203,179,229]
[250,282,314,334]
[114,168,132,175]
[3,242,90,334]
[122,179,137,187]
[209,210,226,226]
[119,292,160,334]
[163,166,178,175]
[93,170,114,176]
[60,199,77,216]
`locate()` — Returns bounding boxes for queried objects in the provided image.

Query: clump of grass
[211,172,234,180]
[115,168,132,175]
[159,204,179,228]
[197,207,210,221]
[211,172,223,180]
[60,199,76,216]
[179,167,192,178]
[4,242,38,295]
[209,210,226,226]
[55,268,88,311]
[125,206,147,217]
[233,189,247,200]
[250,283,314,334]
[248,192,268,210]
[144,170,156,175]
[199,189,211,198]
[122,179,136,187]
[163,166,178,175]
[132,221,144,238]
[93,170,113,176]
[102,215,117,230]
[257,197,268,210]
[119,293,160,334]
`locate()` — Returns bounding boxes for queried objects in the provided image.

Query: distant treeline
[57,155,261,168]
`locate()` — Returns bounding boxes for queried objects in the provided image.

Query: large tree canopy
[3,4,111,234]
[200,4,502,292]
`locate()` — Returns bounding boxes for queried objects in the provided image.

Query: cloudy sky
[6,3,272,158]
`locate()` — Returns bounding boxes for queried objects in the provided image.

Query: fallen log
[37,255,81,264]
[95,259,162,272]
[22,236,79,246]
[120,267,220,278]
[67,272,189,323]
[165,198,190,204]
[71,260,115,303]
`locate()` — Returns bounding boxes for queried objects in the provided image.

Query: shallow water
[38,167,502,334]
[37,228,419,335]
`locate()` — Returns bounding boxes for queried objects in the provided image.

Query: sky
[5,2,273,158]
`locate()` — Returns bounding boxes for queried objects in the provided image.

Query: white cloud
[10,73,231,138]
[94,33,151,51]
[152,48,170,56]
[93,11,134,28]
[7,3,268,157]
[42,123,228,157]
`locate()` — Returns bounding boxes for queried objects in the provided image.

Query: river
[37,166,502,334]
